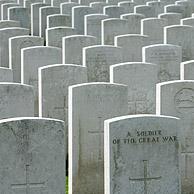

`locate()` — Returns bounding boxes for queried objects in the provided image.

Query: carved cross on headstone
[11,165,45,194]
[88,116,104,161]
[129,160,161,194]
[182,137,194,180]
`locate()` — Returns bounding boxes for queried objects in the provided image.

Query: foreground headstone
[181,60,194,80]
[164,25,194,61]
[0,27,29,68]
[0,83,34,118]
[104,115,181,194]
[62,35,97,65]
[9,35,44,82]
[46,27,76,48]
[69,82,128,194]
[143,44,182,82]
[156,80,194,194]
[110,62,158,114]
[0,117,66,194]
[21,46,62,115]
[115,34,148,62]
[83,45,123,82]
[39,64,87,126]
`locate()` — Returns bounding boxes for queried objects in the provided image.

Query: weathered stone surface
[47,14,71,28]
[69,82,128,194]
[103,5,126,18]
[9,35,44,82]
[158,13,182,25]
[180,60,194,80]
[1,3,19,20]
[104,115,181,194]
[0,67,13,82]
[0,20,20,29]
[0,117,66,194]
[134,5,155,17]
[110,62,158,114]
[62,35,97,65]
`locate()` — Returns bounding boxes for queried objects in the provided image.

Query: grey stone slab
[103,5,126,18]
[118,1,135,13]
[181,17,194,27]
[147,1,165,15]
[0,27,29,68]
[0,0,17,20]
[175,0,192,18]
[39,6,60,37]
[47,14,71,28]
[141,18,168,45]
[31,3,49,36]
[51,0,69,7]
[110,62,157,114]
[102,18,130,45]
[38,64,87,130]
[9,35,44,82]
[0,83,34,118]
[158,13,182,25]
[164,25,194,61]
[143,44,182,82]
[115,34,149,62]
[121,13,145,34]
[60,2,79,15]
[24,0,43,9]
[84,13,108,44]
[46,26,76,48]
[1,3,19,20]
[156,80,194,194]
[104,115,181,194]
[83,45,123,82]
[62,35,97,65]
[21,46,62,115]
[0,117,66,194]
[0,20,20,29]
[69,82,128,194]
[8,7,30,29]
[0,67,13,82]
[90,2,107,13]
[135,5,156,17]
[164,4,185,18]
[72,5,95,34]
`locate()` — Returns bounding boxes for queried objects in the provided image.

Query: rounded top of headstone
[0,82,33,88]
[181,60,194,65]
[21,45,62,52]
[39,63,85,70]
[110,62,157,69]
[116,34,148,39]
[83,45,122,50]
[63,34,96,40]
[47,13,70,17]
[141,17,167,22]
[143,43,182,50]
[121,13,145,18]
[157,80,194,87]
[164,24,194,29]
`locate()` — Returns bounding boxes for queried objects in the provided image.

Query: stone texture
[180,60,194,80]
[0,20,20,29]
[47,14,71,28]
[69,82,128,194]
[158,13,182,25]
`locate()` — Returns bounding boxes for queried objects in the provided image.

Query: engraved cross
[129,160,161,194]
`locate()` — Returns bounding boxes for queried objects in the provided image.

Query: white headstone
[0,117,66,194]
[0,27,29,68]
[115,34,149,62]
[181,17,194,27]
[0,83,34,118]
[121,13,145,34]
[118,1,135,13]
[90,2,107,13]
[72,5,95,34]
[39,64,87,125]
[62,35,97,65]
[158,13,182,25]
[39,6,60,37]
[60,2,79,15]
[102,18,130,45]
[1,3,19,20]
[47,14,71,28]
[104,115,181,194]
[103,5,126,18]
[141,18,168,44]
[9,35,44,82]
[83,45,123,81]
[8,7,30,29]
[0,0,17,19]
[164,4,185,18]
[147,1,165,15]
[69,82,128,194]
[156,80,194,194]
[110,62,158,114]
[46,27,76,48]
[84,13,108,44]
[164,25,194,61]
[134,5,155,17]
[180,60,194,80]
[143,44,182,82]
[176,0,192,18]
[31,3,48,36]
[21,46,62,115]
